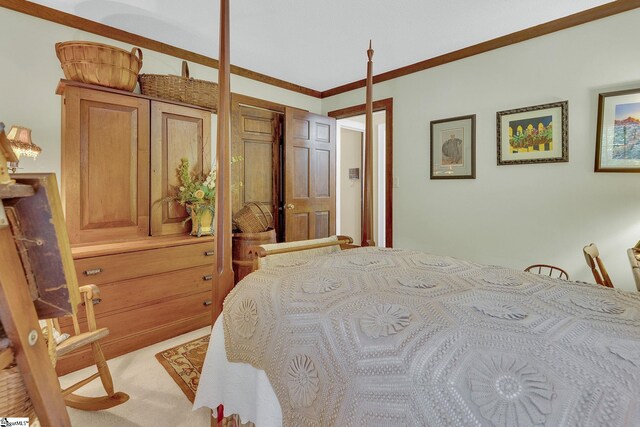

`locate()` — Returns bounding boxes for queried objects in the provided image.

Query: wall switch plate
[393,177,399,188]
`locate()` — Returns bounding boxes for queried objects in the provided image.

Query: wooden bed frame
[250,235,355,271]
[212,0,374,423]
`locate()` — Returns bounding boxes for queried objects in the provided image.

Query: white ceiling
[32,0,613,92]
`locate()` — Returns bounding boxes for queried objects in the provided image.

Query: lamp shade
[7,126,42,158]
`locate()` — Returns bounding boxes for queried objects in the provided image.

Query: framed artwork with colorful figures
[595,88,640,172]
[497,101,568,165]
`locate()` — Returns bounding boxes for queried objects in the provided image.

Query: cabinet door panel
[62,87,150,244]
[81,102,138,229]
[151,102,212,236]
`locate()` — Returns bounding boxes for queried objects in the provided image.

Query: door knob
[285,203,295,210]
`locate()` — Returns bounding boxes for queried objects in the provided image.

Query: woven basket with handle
[138,61,218,110]
[55,41,143,92]
[0,346,36,422]
[233,202,273,233]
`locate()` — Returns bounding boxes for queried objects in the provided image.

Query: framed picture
[497,101,568,165]
[430,114,476,179]
[595,88,640,172]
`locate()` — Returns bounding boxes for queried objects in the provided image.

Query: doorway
[231,94,338,243]
[337,120,364,244]
[328,98,393,247]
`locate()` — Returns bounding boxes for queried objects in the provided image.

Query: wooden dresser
[56,237,214,375]
[57,80,219,374]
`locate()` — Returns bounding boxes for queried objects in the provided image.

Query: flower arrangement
[164,158,216,236]
[166,156,242,236]
[174,158,216,206]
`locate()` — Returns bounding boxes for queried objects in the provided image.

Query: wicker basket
[233,202,273,233]
[139,61,218,109]
[0,365,36,421]
[55,41,143,92]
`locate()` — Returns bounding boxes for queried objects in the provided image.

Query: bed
[205,2,640,426]
[195,244,640,426]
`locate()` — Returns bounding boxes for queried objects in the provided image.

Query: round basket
[0,365,36,421]
[55,41,143,92]
[233,202,273,233]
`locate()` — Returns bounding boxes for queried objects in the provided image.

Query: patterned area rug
[155,335,210,402]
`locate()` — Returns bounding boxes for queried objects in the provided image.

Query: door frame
[232,93,288,114]
[327,98,393,247]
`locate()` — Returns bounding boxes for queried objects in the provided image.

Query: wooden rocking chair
[5,172,129,411]
[43,285,129,410]
[583,243,614,288]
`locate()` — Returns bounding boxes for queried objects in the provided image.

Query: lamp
[0,122,19,184]
[6,125,42,173]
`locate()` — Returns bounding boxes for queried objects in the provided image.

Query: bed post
[361,41,376,247]
[214,0,234,323]
[212,0,232,424]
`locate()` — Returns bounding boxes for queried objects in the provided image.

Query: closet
[57,80,214,374]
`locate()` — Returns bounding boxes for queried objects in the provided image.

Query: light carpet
[59,327,211,427]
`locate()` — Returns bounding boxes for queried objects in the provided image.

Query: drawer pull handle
[204,251,215,256]
[83,268,103,276]
[203,274,213,281]
[203,300,212,306]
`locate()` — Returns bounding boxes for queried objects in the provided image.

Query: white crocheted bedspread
[223,247,640,426]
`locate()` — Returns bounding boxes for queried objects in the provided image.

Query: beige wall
[323,9,640,291]
[0,7,321,181]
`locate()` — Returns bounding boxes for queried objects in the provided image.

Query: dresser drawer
[81,290,211,337]
[57,291,211,375]
[74,241,215,286]
[62,265,214,323]
[61,291,210,341]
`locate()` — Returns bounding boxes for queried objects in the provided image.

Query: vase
[186,203,214,237]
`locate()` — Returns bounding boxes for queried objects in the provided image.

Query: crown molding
[0,0,322,98]
[321,0,640,98]
[2,0,638,100]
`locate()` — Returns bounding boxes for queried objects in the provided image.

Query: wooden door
[284,108,336,241]
[62,87,150,244]
[150,102,211,236]
[232,104,281,230]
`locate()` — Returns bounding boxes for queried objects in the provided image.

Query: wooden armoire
[57,80,217,374]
